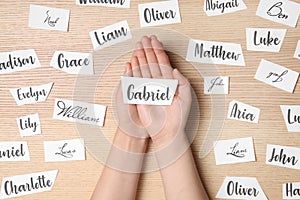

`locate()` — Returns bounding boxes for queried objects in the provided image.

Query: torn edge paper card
[28,5,70,32]
[294,40,300,60]
[53,98,107,126]
[280,105,300,132]
[186,39,245,66]
[283,182,300,199]
[246,28,287,52]
[214,137,256,165]
[76,0,130,8]
[266,144,300,170]
[204,0,247,16]
[0,142,30,162]
[138,0,181,27]
[0,49,41,74]
[10,82,54,106]
[16,113,41,137]
[227,100,260,123]
[256,0,300,27]
[50,51,94,75]
[89,20,132,51]
[254,59,299,93]
[216,177,268,199]
[121,76,178,105]
[44,138,85,162]
[204,76,229,94]
[0,170,58,199]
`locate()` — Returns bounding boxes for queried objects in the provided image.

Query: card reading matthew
[121,77,178,105]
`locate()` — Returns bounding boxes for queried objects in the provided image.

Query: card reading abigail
[121,76,178,105]
[204,0,247,16]
[280,105,300,132]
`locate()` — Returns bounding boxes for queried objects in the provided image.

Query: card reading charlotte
[204,0,247,16]
[121,76,178,105]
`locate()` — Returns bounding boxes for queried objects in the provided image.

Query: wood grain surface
[0,0,299,199]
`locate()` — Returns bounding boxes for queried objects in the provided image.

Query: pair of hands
[117,36,192,148]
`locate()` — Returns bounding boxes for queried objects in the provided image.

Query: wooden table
[0,0,299,199]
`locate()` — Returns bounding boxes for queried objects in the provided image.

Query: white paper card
[0,170,58,199]
[89,20,132,51]
[246,28,287,52]
[0,49,41,74]
[266,144,300,170]
[0,142,30,162]
[76,0,130,8]
[121,76,178,105]
[294,40,300,59]
[44,138,85,162]
[28,5,70,32]
[50,51,94,75]
[53,98,106,126]
[256,0,300,27]
[227,100,260,123]
[214,137,255,165]
[216,177,268,199]
[204,76,229,94]
[204,0,247,16]
[16,113,41,137]
[280,105,300,132]
[10,82,54,106]
[254,59,299,93]
[283,182,300,199]
[138,0,181,27]
[186,39,245,66]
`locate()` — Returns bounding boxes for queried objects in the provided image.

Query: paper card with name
[89,20,132,51]
[50,51,94,75]
[294,40,300,60]
[246,28,287,52]
[10,82,54,106]
[214,137,255,165]
[186,39,245,66]
[0,142,30,162]
[16,113,41,137]
[44,138,85,162]
[216,177,268,200]
[53,98,106,126]
[204,0,247,16]
[204,76,229,94]
[266,144,300,170]
[256,0,300,27]
[283,182,300,199]
[76,0,130,8]
[28,5,70,32]
[138,0,181,27]
[0,49,41,75]
[280,105,300,132]
[0,170,58,199]
[254,59,299,93]
[121,76,178,105]
[227,100,260,123]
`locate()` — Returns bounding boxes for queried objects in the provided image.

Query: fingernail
[136,42,143,49]
[150,35,157,40]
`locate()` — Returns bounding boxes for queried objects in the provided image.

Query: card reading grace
[121,76,178,105]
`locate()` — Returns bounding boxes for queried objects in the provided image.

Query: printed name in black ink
[19,117,38,132]
[56,101,100,123]
[194,43,241,61]
[208,76,224,92]
[0,55,35,71]
[0,144,26,159]
[17,87,47,101]
[44,10,60,27]
[266,70,288,83]
[285,183,300,198]
[227,181,259,197]
[94,27,127,46]
[268,148,298,166]
[144,8,176,23]
[55,143,76,158]
[206,0,239,13]
[253,31,281,46]
[127,84,171,101]
[78,0,125,5]
[230,103,255,121]
[267,2,288,19]
[58,53,90,69]
[226,142,247,158]
[287,109,300,125]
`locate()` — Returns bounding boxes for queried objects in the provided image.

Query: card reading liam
[121,76,178,105]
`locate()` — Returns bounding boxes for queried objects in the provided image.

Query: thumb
[172,68,191,97]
